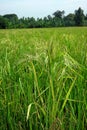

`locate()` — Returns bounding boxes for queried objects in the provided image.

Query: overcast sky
[0,0,87,18]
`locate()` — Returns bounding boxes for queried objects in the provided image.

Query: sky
[0,0,87,18]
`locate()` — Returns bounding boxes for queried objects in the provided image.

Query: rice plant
[0,27,87,130]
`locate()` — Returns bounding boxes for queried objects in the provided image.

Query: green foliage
[0,27,87,130]
[0,7,87,29]
[53,10,65,19]
[64,13,75,26]
[3,14,18,28]
[74,7,84,26]
[0,16,8,29]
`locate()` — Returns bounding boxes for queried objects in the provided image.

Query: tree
[84,14,87,26]
[0,16,8,29]
[74,7,84,26]
[53,10,65,19]
[18,17,26,28]
[85,14,87,20]
[53,10,65,27]
[28,17,36,28]
[36,18,43,28]
[3,14,18,28]
[43,17,48,27]
[64,13,75,26]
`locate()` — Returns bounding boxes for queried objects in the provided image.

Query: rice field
[0,27,87,130]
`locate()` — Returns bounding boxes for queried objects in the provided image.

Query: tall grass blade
[60,76,77,113]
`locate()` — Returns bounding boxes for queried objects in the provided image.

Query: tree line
[0,7,87,29]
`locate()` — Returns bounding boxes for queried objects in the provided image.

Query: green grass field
[0,27,87,130]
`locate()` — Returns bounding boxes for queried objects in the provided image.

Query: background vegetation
[0,7,87,29]
[0,27,87,130]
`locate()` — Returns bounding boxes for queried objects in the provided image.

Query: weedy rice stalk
[26,103,33,121]
[30,62,44,104]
